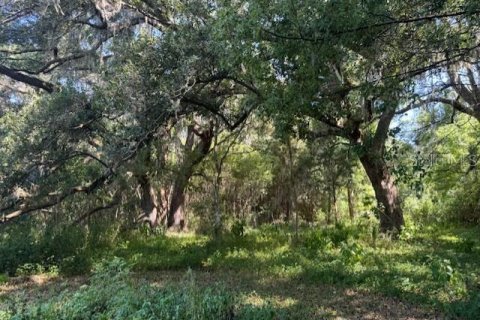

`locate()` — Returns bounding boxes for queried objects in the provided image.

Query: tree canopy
[1,0,480,233]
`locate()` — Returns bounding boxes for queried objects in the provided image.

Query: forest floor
[1,222,479,319]
[1,270,440,319]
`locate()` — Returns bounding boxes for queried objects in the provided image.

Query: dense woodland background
[1,0,480,319]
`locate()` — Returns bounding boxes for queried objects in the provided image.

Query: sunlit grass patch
[3,222,479,318]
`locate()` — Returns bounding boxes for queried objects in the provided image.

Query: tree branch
[262,10,480,43]
[0,64,54,92]
[1,172,112,224]
[73,198,119,225]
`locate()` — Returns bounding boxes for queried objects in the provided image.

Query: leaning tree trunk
[167,124,213,230]
[349,105,404,234]
[359,154,404,234]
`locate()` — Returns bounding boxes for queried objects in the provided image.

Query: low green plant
[5,258,235,320]
[302,229,331,255]
[231,219,246,237]
[340,241,365,265]
[0,219,121,277]
[0,311,12,320]
[428,257,454,283]
[0,274,8,284]
[457,239,476,253]
[59,254,92,276]
[15,263,45,277]
[236,302,287,320]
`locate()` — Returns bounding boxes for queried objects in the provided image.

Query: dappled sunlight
[105,224,480,318]
[0,274,57,294]
[3,0,480,319]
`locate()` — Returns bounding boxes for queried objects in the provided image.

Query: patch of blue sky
[394,69,452,145]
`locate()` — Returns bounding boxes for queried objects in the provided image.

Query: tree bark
[351,106,404,234]
[138,174,160,228]
[347,178,355,221]
[167,123,213,230]
[213,171,222,236]
[331,181,338,224]
[287,138,298,239]
[167,181,187,230]
[359,154,404,233]
[326,191,332,225]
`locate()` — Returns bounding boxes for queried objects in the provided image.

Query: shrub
[15,263,45,277]
[231,219,246,237]
[428,257,454,283]
[339,241,365,265]
[0,218,121,277]
[0,274,8,284]
[457,239,476,253]
[302,229,331,255]
[59,254,92,276]
[5,258,235,320]
[236,303,287,320]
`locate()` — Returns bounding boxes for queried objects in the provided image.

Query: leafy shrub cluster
[0,220,119,276]
[2,257,287,320]
[302,222,369,255]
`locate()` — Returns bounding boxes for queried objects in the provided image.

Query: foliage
[2,224,480,318]
[2,257,294,320]
[2,1,480,318]
[231,219,246,237]
[0,274,8,284]
[114,224,480,318]
[0,220,121,276]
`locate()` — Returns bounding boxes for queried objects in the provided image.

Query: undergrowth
[0,258,284,320]
[1,220,479,318]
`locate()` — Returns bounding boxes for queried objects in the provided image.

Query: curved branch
[73,199,119,225]
[427,96,476,118]
[0,172,112,225]
[0,64,55,92]
[262,10,480,43]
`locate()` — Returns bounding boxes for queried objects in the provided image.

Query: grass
[110,221,480,318]
[1,221,480,318]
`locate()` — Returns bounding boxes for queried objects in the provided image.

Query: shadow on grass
[112,224,480,318]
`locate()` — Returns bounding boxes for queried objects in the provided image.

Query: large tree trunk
[168,180,187,230]
[359,155,404,233]
[167,124,213,230]
[349,106,404,234]
[138,175,160,228]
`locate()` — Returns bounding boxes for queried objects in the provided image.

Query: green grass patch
[111,223,480,318]
[2,222,479,318]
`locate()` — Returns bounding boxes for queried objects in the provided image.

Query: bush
[15,263,46,277]
[231,219,246,237]
[3,257,293,319]
[236,303,286,320]
[0,274,8,284]
[59,254,92,276]
[0,221,42,276]
[5,258,235,320]
[302,229,331,255]
[0,219,120,277]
